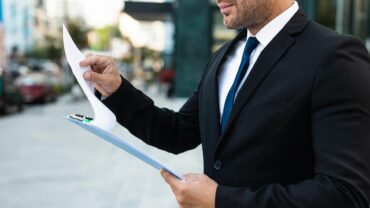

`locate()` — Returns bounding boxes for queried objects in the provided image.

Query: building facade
[0,0,4,74]
[2,0,35,55]
[298,0,369,43]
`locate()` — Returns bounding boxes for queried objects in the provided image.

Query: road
[0,91,203,208]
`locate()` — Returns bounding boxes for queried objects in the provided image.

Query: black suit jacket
[103,11,370,207]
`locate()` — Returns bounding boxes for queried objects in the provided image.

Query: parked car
[0,71,24,115]
[15,72,57,103]
[70,83,85,101]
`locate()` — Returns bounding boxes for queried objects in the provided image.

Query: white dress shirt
[218,1,299,118]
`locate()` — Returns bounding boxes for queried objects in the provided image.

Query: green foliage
[26,18,89,61]
[91,25,122,51]
[66,19,89,49]
[26,39,61,61]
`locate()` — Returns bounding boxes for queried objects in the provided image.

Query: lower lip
[220,5,233,14]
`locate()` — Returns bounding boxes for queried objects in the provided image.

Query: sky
[81,0,124,27]
[45,0,172,28]
[46,0,124,28]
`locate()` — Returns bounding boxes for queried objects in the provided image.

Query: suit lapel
[201,30,247,155]
[217,11,311,144]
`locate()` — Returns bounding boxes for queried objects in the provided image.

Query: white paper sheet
[63,24,116,131]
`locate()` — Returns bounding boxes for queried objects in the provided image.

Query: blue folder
[66,117,183,180]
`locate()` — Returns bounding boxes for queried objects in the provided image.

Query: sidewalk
[0,88,203,208]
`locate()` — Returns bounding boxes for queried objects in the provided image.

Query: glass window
[352,0,369,42]
[299,0,369,45]
[315,0,338,30]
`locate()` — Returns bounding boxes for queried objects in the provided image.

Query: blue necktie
[220,37,259,133]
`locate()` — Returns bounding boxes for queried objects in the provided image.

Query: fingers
[182,173,197,183]
[83,71,106,84]
[162,172,217,208]
[160,169,182,187]
[161,169,188,206]
[80,54,113,70]
[94,84,110,97]
[83,71,108,96]
[83,69,122,97]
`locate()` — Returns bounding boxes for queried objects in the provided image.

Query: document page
[63,25,182,180]
[63,24,116,131]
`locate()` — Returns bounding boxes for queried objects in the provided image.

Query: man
[80,0,370,207]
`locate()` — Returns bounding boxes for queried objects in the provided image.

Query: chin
[223,20,242,29]
[223,18,234,28]
[223,16,244,29]
[224,24,237,29]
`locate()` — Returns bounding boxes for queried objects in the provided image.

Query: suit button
[213,160,222,170]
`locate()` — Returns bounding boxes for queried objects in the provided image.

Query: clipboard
[66,116,182,180]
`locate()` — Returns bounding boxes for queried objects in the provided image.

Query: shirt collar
[247,1,299,47]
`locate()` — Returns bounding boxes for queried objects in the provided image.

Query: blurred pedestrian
[159,68,175,97]
[80,0,370,207]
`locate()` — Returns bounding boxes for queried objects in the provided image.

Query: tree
[66,18,89,49]
[91,25,122,51]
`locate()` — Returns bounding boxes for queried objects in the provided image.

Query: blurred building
[0,0,4,73]
[2,0,86,57]
[32,0,61,55]
[2,0,34,55]
[121,0,210,97]
[120,1,174,82]
[299,0,369,44]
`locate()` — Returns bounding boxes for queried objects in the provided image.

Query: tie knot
[244,37,259,55]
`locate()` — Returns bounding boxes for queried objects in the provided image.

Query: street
[0,91,203,208]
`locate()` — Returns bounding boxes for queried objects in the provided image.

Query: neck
[249,0,294,35]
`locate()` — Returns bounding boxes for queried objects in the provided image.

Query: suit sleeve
[102,77,201,155]
[216,37,370,207]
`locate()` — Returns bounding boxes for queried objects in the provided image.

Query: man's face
[217,0,274,29]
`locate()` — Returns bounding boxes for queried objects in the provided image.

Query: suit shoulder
[304,21,365,47]
[298,21,368,57]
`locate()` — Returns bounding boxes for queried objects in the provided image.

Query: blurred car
[41,60,64,94]
[0,71,24,114]
[70,83,85,101]
[15,72,57,103]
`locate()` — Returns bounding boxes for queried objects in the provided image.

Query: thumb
[160,169,181,187]
[83,71,105,84]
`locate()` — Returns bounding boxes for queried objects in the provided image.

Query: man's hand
[160,169,218,208]
[80,54,122,97]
